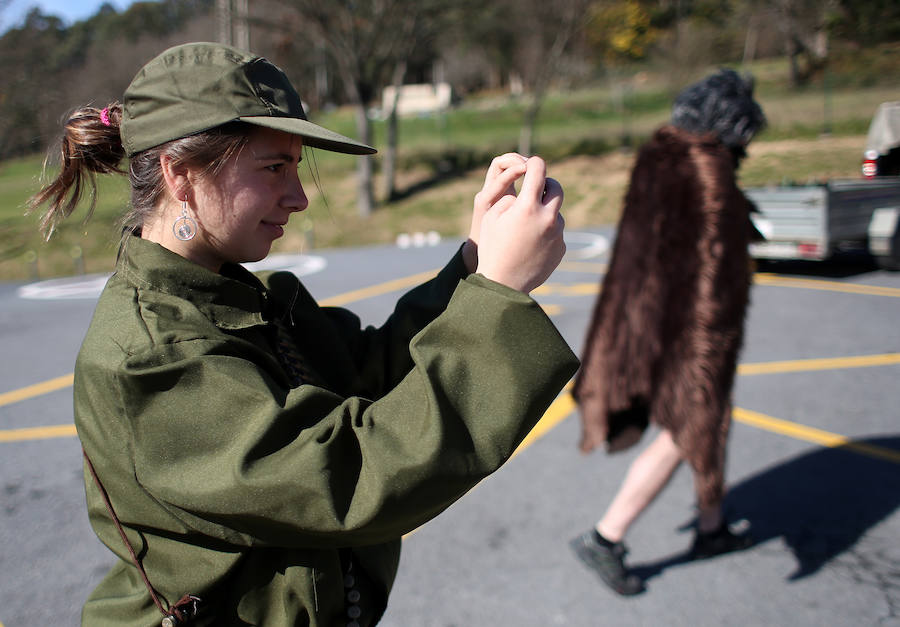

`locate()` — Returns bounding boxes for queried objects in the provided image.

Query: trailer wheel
[868,208,900,271]
[876,253,900,271]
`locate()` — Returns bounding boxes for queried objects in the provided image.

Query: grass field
[0,61,895,281]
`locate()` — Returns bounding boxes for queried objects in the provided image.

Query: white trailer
[745,102,900,270]
[746,177,900,270]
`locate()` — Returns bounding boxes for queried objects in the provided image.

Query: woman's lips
[262,221,286,237]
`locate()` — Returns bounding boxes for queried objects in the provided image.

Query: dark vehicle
[862,101,900,178]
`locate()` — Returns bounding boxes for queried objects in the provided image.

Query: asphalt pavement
[1,228,898,626]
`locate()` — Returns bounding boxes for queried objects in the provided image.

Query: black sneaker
[690,522,753,559]
[569,531,645,596]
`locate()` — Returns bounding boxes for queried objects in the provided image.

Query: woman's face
[187,126,309,271]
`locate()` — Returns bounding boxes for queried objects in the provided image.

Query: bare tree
[381,1,456,201]
[276,0,438,217]
[381,59,409,202]
[508,0,592,156]
[768,0,837,86]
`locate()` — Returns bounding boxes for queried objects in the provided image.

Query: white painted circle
[563,231,609,260]
[17,254,328,300]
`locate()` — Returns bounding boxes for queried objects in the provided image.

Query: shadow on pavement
[630,436,900,584]
[755,251,887,278]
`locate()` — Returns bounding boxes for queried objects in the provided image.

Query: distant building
[381,83,453,117]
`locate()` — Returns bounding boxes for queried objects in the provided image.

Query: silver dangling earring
[172,200,197,241]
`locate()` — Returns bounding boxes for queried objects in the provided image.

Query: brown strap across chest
[83,450,201,626]
[272,317,323,388]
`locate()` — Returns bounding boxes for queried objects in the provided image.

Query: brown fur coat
[572,125,756,507]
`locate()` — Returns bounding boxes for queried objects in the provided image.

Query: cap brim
[239,115,376,155]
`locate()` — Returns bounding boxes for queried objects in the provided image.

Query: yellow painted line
[406,386,575,539]
[733,407,900,464]
[509,388,900,465]
[551,264,900,299]
[511,392,900,466]
[544,267,900,298]
[0,269,441,415]
[540,304,563,316]
[738,353,900,375]
[318,269,438,306]
[0,424,77,443]
[557,261,607,274]
[754,273,900,297]
[512,383,575,459]
[3,257,898,449]
[2,379,578,449]
[0,373,74,408]
[532,282,600,296]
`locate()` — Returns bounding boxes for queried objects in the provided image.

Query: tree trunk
[518,95,542,156]
[383,61,407,202]
[354,103,375,217]
[742,14,759,65]
[314,45,328,110]
[515,0,583,156]
[383,107,400,201]
[788,37,803,86]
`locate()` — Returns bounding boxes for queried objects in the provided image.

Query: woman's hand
[462,153,529,273]
[472,155,565,294]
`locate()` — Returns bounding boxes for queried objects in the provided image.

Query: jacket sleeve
[267,245,473,398]
[116,273,579,550]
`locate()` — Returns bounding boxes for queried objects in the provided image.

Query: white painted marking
[17,254,328,300]
[17,274,112,300]
[396,231,442,248]
[563,231,609,260]
[243,253,327,276]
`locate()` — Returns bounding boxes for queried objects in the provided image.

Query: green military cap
[120,42,375,157]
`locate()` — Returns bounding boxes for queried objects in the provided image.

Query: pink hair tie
[100,107,112,127]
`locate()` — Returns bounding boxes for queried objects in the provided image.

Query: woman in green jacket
[29,42,578,626]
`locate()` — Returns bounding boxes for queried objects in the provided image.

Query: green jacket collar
[117,235,270,330]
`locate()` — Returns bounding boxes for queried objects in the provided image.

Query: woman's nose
[284,171,309,212]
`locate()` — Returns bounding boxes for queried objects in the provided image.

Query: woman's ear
[159,154,190,203]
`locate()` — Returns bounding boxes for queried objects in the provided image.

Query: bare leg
[596,429,683,543]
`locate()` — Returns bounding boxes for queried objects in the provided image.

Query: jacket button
[347,605,361,619]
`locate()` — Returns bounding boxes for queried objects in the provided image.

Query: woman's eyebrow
[254,152,297,162]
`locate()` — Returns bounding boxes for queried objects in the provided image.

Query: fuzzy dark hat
[670,68,766,149]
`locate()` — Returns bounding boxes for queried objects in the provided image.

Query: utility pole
[234,0,249,50]
[216,0,249,49]
[216,0,232,45]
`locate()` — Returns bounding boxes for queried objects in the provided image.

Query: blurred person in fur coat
[569,69,767,596]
